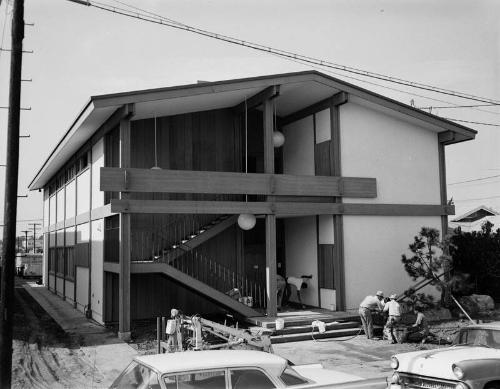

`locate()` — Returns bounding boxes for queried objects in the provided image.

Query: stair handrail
[167,250,266,309]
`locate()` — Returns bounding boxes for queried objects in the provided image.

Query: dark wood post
[118,105,134,340]
[0,0,24,386]
[263,98,277,316]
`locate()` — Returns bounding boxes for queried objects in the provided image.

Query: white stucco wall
[340,101,441,205]
[343,215,441,310]
[92,139,105,209]
[91,219,104,324]
[283,116,315,176]
[284,216,318,307]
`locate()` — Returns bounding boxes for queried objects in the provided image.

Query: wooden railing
[166,250,266,309]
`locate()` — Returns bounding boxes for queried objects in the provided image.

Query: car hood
[294,364,362,385]
[396,346,500,380]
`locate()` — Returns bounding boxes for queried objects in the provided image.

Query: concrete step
[271,327,362,344]
[255,315,360,329]
[273,321,360,336]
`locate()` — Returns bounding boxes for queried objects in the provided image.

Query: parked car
[110,349,383,389]
[388,321,500,389]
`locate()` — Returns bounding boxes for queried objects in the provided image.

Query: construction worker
[277,274,287,309]
[359,291,385,339]
[383,294,401,343]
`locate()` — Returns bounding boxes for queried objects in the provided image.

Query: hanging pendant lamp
[272,101,285,148]
[237,98,256,230]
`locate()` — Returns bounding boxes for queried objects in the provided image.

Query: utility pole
[0,0,25,386]
[21,230,29,253]
[29,223,40,253]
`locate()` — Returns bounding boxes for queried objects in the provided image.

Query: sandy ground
[12,281,105,389]
[11,280,499,387]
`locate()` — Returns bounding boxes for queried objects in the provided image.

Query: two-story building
[29,71,476,340]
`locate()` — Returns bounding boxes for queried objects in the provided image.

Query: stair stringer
[131,261,261,318]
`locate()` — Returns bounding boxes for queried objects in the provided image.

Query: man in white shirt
[383,294,401,343]
[359,291,385,339]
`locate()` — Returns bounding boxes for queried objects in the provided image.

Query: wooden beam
[100,168,377,198]
[438,131,455,145]
[281,92,348,126]
[232,85,280,114]
[118,110,132,341]
[438,142,449,236]
[90,103,135,146]
[265,215,277,316]
[110,199,455,216]
[330,101,345,311]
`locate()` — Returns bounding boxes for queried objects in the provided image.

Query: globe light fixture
[272,131,285,148]
[238,213,256,230]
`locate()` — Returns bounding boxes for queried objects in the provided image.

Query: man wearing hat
[359,291,385,339]
[383,294,401,343]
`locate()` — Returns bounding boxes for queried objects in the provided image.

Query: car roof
[135,350,287,376]
[465,321,500,330]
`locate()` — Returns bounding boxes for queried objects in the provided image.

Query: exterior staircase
[130,214,265,318]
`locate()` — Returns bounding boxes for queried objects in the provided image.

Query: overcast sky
[0,0,499,236]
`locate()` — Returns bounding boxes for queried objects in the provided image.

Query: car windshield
[454,328,500,349]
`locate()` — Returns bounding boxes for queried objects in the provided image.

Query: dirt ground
[12,280,105,389]
[11,281,500,387]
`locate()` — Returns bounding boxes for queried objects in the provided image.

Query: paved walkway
[22,281,137,386]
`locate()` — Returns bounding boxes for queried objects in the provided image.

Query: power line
[449,175,500,186]
[418,103,500,110]
[268,50,500,121]
[453,195,500,202]
[67,0,500,106]
[438,117,500,127]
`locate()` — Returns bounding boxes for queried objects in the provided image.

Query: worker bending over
[359,291,385,339]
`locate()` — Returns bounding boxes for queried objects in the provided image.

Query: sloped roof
[28,70,477,190]
[451,205,499,223]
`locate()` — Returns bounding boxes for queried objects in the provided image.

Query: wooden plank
[438,142,449,236]
[265,215,277,316]
[438,130,455,144]
[232,85,280,114]
[110,199,455,216]
[100,168,377,198]
[330,102,345,311]
[118,113,132,340]
[281,92,347,126]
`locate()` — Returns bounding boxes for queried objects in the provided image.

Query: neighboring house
[28,71,476,339]
[449,205,500,232]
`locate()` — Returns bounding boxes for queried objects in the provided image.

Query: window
[164,370,226,389]
[230,369,276,389]
[110,361,160,389]
[56,247,65,276]
[65,247,75,280]
[104,215,120,263]
[279,366,309,386]
[48,248,56,273]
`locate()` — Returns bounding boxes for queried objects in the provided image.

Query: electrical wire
[267,51,500,123]
[439,117,500,127]
[453,195,500,202]
[448,175,500,186]
[68,0,500,106]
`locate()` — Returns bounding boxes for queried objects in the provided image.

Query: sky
[0,0,499,237]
